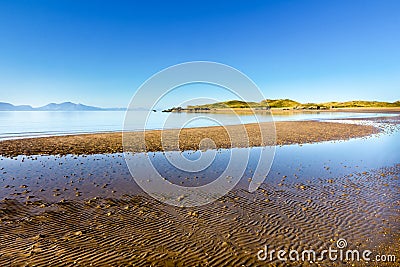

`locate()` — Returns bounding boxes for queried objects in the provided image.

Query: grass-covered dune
[320,100,400,108]
[184,99,400,110]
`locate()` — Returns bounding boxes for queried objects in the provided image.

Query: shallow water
[0,119,399,202]
[0,110,396,140]
[0,119,399,266]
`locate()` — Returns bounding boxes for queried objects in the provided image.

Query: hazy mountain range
[0,102,127,111]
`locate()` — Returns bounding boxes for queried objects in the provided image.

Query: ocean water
[0,110,396,140]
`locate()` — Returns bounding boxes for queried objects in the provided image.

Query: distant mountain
[37,102,102,111]
[0,102,34,111]
[0,102,125,111]
[16,105,35,111]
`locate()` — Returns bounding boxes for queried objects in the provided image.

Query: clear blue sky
[0,0,399,108]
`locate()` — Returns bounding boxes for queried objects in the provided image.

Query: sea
[0,110,396,140]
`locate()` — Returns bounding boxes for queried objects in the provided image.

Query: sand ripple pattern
[0,164,399,266]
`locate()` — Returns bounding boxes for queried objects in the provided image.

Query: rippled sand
[0,165,398,266]
[0,117,399,266]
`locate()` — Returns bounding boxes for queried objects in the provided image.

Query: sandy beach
[2,0,400,265]
[0,120,381,157]
[0,116,399,266]
[0,163,398,266]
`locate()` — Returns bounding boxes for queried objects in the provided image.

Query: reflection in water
[1,120,399,203]
[0,110,397,140]
[1,118,399,266]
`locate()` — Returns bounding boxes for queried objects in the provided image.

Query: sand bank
[0,120,380,157]
[0,117,399,266]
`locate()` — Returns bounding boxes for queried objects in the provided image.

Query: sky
[0,0,399,108]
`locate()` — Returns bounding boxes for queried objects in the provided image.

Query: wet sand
[0,117,399,266]
[0,164,398,266]
[0,120,380,157]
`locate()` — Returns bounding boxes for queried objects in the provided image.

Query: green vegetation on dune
[323,100,400,108]
[187,99,300,109]
[262,99,301,108]
[184,99,400,110]
[187,100,262,109]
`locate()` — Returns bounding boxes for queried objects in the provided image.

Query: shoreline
[0,119,381,157]
[0,108,397,143]
[1,114,399,266]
